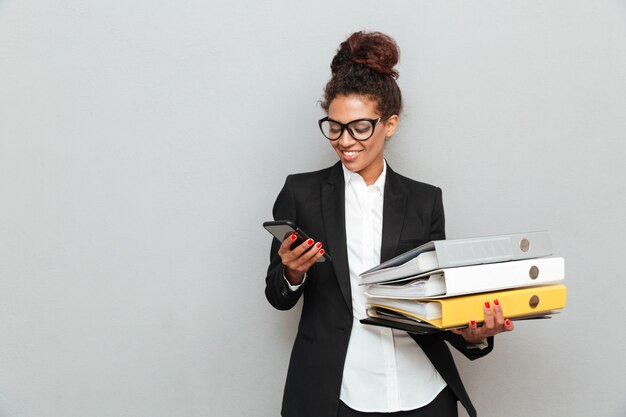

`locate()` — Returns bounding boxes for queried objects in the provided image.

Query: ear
[383,114,399,137]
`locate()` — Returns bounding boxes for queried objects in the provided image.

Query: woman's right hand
[278,234,325,286]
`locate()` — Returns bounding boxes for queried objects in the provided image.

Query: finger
[503,318,515,332]
[278,233,299,258]
[282,238,316,269]
[298,243,325,270]
[285,240,322,271]
[291,238,316,258]
[468,319,479,339]
[280,233,298,249]
[492,299,505,329]
[482,301,495,331]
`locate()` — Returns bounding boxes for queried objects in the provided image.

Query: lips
[340,149,362,161]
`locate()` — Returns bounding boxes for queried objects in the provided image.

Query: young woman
[265,31,513,417]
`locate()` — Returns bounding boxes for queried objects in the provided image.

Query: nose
[338,127,356,148]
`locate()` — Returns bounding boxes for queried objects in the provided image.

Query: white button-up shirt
[339,161,446,412]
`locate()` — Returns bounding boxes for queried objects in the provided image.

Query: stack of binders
[359,231,566,334]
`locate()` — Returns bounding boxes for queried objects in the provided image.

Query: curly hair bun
[331,31,400,79]
[322,31,402,115]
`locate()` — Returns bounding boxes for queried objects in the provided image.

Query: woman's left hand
[451,299,514,344]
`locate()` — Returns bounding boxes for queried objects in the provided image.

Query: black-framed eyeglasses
[318,116,389,141]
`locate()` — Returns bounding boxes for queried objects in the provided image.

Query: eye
[328,123,341,134]
[351,121,372,134]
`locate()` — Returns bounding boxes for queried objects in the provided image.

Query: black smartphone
[263,220,332,262]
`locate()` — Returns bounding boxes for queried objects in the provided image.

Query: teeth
[343,151,358,156]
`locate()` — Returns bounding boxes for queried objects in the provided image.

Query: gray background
[1,0,625,416]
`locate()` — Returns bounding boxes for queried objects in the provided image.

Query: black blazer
[265,162,493,417]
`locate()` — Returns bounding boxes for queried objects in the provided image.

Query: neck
[357,158,384,186]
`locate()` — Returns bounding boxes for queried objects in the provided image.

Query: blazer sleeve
[438,333,494,360]
[264,175,308,311]
[429,186,495,360]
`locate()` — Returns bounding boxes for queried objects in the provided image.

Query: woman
[265,31,513,417]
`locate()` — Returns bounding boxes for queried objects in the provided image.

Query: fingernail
[290,234,297,241]
[306,239,314,245]
[505,319,511,326]
[315,242,322,249]
[484,301,491,309]
[493,299,500,306]
[319,249,325,255]
[470,319,476,327]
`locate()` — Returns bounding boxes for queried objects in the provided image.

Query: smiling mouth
[341,150,361,157]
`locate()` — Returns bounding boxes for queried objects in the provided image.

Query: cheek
[369,135,386,153]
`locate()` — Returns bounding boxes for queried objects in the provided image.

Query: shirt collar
[341,160,387,195]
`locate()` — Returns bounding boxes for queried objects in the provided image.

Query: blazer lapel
[321,162,352,311]
[381,165,407,263]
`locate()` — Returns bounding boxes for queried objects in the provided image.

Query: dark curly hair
[321,31,402,117]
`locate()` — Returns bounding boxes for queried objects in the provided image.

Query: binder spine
[440,257,565,297]
[434,231,552,268]
[439,285,567,328]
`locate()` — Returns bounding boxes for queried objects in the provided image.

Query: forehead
[328,95,380,122]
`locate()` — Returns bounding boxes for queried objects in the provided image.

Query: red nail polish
[493,299,500,306]
[315,242,322,249]
[470,319,476,327]
[505,319,511,326]
[306,239,314,245]
[319,249,325,255]
[290,234,297,241]
[484,301,491,309]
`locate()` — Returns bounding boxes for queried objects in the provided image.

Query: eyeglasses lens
[320,120,341,140]
[348,120,374,140]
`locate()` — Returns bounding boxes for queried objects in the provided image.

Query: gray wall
[1,1,625,416]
